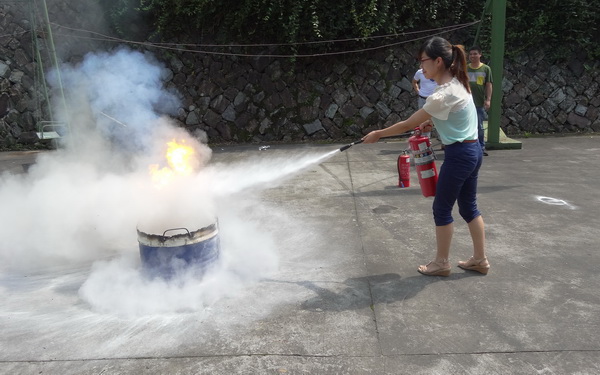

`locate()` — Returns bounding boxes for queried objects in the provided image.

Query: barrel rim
[137,222,218,246]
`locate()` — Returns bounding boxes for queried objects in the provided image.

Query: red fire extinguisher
[408,127,438,197]
[397,151,410,187]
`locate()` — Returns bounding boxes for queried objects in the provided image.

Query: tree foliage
[105,0,599,61]
[505,0,600,60]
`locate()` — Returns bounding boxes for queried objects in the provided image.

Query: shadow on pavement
[267,272,484,312]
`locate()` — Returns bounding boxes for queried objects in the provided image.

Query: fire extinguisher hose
[339,140,364,152]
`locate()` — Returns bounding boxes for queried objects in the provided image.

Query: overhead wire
[51,21,479,48]
[47,20,480,58]
[0,29,30,38]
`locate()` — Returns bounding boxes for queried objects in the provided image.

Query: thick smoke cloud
[48,47,181,155]
[0,47,335,317]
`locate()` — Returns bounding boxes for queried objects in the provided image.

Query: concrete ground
[1,135,599,374]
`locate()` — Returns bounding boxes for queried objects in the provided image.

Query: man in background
[467,46,493,156]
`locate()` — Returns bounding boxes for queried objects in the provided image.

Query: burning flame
[149,139,196,188]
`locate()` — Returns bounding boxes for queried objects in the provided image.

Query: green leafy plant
[104,0,599,62]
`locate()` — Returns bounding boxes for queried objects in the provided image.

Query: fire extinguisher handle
[413,127,421,136]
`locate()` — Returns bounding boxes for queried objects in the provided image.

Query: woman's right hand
[419,119,433,134]
[361,130,382,144]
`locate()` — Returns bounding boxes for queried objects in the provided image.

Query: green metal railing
[472,0,521,150]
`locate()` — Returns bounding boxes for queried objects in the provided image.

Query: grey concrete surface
[1,135,599,374]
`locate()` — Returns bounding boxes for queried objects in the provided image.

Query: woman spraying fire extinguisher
[361,36,489,277]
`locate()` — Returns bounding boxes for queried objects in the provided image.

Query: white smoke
[0,47,336,317]
[1,47,211,270]
[50,47,181,155]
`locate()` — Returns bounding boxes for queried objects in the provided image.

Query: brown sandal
[457,257,490,275]
[418,259,451,277]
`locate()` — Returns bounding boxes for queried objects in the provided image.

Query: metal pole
[30,0,53,123]
[472,0,492,48]
[40,0,71,136]
[487,0,506,145]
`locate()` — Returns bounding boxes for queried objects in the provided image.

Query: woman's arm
[362,109,432,143]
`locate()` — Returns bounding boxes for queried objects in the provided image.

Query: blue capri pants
[432,141,483,226]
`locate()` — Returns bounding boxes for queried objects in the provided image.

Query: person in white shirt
[412,68,438,108]
[412,69,438,139]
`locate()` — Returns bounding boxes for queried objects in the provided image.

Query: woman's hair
[418,37,470,93]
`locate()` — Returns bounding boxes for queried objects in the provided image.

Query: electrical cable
[50,21,479,48]
[0,30,30,38]
[47,20,480,58]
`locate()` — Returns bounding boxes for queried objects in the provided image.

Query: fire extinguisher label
[414,154,435,165]
[420,168,436,179]
[418,142,428,151]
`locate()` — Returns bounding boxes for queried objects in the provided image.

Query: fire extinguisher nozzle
[339,140,364,152]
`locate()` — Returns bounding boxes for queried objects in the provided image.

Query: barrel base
[139,237,220,279]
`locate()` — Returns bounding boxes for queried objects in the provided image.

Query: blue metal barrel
[137,223,220,278]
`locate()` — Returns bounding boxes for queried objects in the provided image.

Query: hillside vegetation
[106,0,599,62]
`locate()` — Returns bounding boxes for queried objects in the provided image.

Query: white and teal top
[423,77,478,145]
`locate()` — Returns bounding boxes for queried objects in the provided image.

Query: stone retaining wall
[1,2,599,148]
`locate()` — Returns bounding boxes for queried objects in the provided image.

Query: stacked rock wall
[165,49,421,143]
[1,2,39,146]
[1,2,599,149]
[502,52,600,134]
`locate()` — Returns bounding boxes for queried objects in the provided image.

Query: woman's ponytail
[419,37,471,93]
[450,44,471,93]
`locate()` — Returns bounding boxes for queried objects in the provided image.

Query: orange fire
[149,139,196,188]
